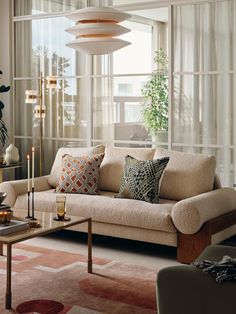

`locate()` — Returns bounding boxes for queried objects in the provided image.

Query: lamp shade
[46,76,57,89]
[66,37,130,55]
[65,6,131,55]
[34,104,46,119]
[65,23,130,38]
[66,6,130,23]
[25,90,38,104]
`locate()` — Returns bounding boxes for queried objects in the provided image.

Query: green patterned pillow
[116,155,169,204]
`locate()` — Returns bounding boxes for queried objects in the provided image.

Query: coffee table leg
[0,242,3,255]
[87,218,92,273]
[6,244,12,309]
[0,168,3,183]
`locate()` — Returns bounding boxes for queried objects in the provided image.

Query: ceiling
[130,7,168,22]
[114,1,168,23]
[114,0,156,4]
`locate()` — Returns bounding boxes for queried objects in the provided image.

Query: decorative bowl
[0,192,7,204]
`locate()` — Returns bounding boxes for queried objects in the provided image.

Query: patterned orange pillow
[57,153,104,194]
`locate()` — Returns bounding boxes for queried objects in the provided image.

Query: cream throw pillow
[56,153,104,195]
[48,145,105,188]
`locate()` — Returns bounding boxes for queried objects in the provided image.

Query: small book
[0,220,28,235]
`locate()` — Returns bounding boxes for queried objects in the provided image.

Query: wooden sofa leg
[177,225,211,264]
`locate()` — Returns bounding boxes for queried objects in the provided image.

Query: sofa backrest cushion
[213,174,221,190]
[48,145,105,187]
[153,148,216,200]
[99,147,155,192]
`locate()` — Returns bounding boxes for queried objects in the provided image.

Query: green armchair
[157,245,236,314]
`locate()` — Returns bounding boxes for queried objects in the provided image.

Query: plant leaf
[0,120,8,146]
[0,85,10,93]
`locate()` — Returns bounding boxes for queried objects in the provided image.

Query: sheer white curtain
[14,20,33,141]
[152,21,168,62]
[173,0,236,187]
[92,54,114,145]
[14,0,85,15]
[89,0,114,145]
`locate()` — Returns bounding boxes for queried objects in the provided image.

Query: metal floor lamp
[25,72,57,176]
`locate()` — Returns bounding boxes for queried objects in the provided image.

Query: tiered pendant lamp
[65,7,131,55]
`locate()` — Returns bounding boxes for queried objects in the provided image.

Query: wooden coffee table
[0,210,92,309]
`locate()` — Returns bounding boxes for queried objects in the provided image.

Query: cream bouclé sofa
[1,145,236,263]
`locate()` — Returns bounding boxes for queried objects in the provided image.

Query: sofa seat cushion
[13,190,177,233]
[99,147,155,192]
[48,145,105,188]
[154,148,216,201]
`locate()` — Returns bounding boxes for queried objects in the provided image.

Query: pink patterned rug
[0,244,157,314]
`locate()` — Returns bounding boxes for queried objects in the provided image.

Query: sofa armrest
[172,188,236,234]
[0,175,51,207]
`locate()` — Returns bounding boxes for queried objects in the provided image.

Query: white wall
[0,0,12,153]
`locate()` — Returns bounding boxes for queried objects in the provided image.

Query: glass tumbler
[56,196,66,220]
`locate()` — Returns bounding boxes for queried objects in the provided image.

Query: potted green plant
[141,48,168,146]
[0,71,10,147]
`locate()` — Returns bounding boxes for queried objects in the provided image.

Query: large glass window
[112,21,152,144]
[14,17,84,78]
[13,0,236,188]
[113,21,152,74]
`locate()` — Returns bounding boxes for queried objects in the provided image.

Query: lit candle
[32,147,35,189]
[27,155,30,192]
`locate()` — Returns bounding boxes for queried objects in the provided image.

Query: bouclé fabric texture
[57,153,104,195]
[172,187,236,234]
[48,145,105,187]
[99,147,155,192]
[116,155,169,204]
[14,190,177,234]
[154,148,216,200]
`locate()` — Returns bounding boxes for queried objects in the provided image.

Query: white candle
[27,155,30,192]
[32,147,35,189]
